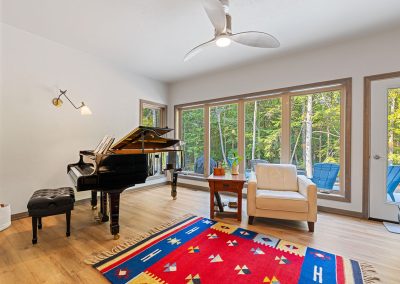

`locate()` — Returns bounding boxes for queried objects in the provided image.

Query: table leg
[214,192,224,212]
[238,187,242,222]
[210,183,214,219]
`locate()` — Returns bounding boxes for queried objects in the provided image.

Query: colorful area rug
[86,215,378,284]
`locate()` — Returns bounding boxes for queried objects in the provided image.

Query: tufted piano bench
[27,187,75,244]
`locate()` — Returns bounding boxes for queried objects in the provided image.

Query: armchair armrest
[247,174,257,216]
[297,175,317,222]
[298,175,317,199]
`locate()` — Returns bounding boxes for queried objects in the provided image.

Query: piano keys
[67,126,183,239]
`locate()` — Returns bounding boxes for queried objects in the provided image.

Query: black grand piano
[67,126,183,239]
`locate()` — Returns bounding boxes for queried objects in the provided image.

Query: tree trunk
[305,95,313,177]
[326,126,330,160]
[216,108,228,165]
[301,103,306,169]
[251,101,258,160]
[319,131,322,162]
[290,124,304,164]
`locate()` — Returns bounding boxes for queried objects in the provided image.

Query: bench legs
[32,217,38,245]
[38,217,42,229]
[31,211,72,245]
[66,210,71,237]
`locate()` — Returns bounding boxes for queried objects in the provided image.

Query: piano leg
[170,170,178,200]
[108,191,121,240]
[100,191,109,222]
[91,190,98,210]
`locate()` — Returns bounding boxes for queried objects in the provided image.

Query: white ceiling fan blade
[230,31,280,48]
[184,39,216,62]
[202,0,226,34]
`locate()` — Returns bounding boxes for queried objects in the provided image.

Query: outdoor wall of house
[168,26,400,214]
[0,23,168,214]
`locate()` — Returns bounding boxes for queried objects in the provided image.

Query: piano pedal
[113,234,120,240]
[92,205,97,210]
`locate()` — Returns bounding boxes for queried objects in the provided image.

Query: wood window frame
[175,78,352,202]
[139,99,167,128]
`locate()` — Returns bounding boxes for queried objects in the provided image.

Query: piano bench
[27,187,75,245]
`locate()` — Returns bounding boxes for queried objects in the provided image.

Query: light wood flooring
[1,185,400,283]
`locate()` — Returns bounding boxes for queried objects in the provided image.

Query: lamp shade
[80,105,92,115]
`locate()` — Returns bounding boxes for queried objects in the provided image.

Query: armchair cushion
[256,164,298,191]
[255,190,308,213]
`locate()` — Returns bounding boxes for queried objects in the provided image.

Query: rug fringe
[84,213,195,265]
[360,262,380,283]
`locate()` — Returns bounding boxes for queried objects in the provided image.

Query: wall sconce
[52,89,92,115]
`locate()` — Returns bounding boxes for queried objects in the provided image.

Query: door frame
[363,71,400,218]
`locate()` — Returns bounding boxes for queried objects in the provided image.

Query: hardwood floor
[1,185,399,283]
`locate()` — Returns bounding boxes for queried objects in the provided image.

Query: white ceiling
[2,0,400,83]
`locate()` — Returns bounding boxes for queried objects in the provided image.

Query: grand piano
[67,126,183,239]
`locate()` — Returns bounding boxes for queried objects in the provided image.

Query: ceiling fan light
[216,36,231,47]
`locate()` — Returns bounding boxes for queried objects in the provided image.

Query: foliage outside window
[210,104,238,170]
[388,88,400,165]
[181,108,205,174]
[142,108,161,127]
[290,90,342,191]
[245,98,282,172]
[140,100,166,128]
[176,79,351,201]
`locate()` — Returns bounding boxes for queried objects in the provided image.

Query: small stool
[27,187,75,244]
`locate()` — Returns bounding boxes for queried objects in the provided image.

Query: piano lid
[111,126,179,150]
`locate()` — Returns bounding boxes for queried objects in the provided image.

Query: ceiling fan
[184,0,280,62]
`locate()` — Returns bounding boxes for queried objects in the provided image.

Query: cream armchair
[247,164,317,232]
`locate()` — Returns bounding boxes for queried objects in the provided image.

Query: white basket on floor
[0,204,11,231]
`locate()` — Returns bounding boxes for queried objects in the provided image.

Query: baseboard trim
[11,182,169,221]
[11,212,29,221]
[178,183,364,218]
[176,182,208,191]
[176,182,247,198]
[12,184,363,220]
[317,206,364,218]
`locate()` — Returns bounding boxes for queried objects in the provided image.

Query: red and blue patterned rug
[86,215,378,283]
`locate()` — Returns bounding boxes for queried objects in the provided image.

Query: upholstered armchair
[247,164,317,232]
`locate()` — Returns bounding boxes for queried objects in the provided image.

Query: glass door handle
[373,154,383,160]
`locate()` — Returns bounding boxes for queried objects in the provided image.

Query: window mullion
[238,99,245,174]
[281,94,291,164]
[204,105,210,177]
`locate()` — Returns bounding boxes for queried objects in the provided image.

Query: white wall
[0,24,168,214]
[168,26,400,213]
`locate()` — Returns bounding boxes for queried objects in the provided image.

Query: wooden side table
[207,174,246,221]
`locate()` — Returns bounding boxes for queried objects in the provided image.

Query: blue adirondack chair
[387,165,400,202]
[311,163,340,190]
[194,156,217,175]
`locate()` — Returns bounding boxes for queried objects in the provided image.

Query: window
[290,90,343,194]
[387,88,400,202]
[140,100,167,128]
[175,79,351,201]
[139,100,167,178]
[388,88,400,166]
[245,98,282,173]
[210,103,238,170]
[181,108,205,174]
